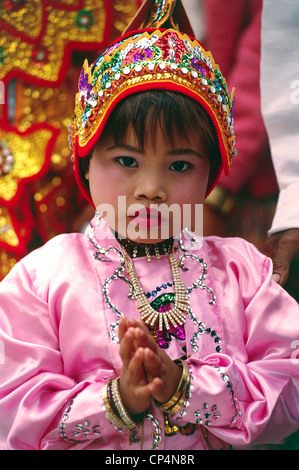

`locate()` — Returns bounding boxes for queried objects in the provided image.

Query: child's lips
[128,207,162,227]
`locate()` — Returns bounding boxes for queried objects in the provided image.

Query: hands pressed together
[118,317,182,418]
[113,229,299,429]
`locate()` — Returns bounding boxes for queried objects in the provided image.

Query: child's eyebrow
[107,144,144,154]
[166,148,205,159]
[106,144,204,159]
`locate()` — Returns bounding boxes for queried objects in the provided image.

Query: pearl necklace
[124,251,189,332]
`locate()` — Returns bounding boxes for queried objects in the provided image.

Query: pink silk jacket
[0,216,298,450]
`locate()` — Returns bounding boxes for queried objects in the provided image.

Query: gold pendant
[164,413,180,436]
[125,251,189,331]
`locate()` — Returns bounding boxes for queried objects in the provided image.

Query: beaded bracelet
[154,359,190,415]
[110,377,136,429]
[102,379,146,448]
[102,380,130,430]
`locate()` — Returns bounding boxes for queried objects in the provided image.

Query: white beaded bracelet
[110,378,136,430]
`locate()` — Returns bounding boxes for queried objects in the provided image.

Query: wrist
[152,357,182,404]
[119,375,149,416]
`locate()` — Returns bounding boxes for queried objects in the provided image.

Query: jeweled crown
[70,0,236,205]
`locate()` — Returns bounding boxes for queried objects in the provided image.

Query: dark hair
[82,91,221,188]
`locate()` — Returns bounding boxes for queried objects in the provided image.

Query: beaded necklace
[119,237,173,263]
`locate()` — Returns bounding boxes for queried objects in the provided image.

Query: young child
[0,0,298,451]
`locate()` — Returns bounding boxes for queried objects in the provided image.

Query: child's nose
[134,172,167,202]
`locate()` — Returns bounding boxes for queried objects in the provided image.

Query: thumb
[272,255,290,285]
[261,229,299,286]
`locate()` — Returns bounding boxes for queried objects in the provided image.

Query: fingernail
[272,273,281,284]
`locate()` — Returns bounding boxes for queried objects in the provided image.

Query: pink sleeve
[0,261,115,450]
[173,249,299,448]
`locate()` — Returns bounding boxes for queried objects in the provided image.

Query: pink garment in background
[204,0,278,198]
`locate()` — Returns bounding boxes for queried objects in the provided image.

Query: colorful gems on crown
[71,27,236,203]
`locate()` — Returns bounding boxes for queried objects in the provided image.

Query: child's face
[86,123,210,243]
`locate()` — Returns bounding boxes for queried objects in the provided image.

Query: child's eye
[116,156,138,168]
[169,161,191,172]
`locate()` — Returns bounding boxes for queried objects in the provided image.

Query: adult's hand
[261,228,299,285]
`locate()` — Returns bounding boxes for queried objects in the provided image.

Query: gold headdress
[71,0,236,205]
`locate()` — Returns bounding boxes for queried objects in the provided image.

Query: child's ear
[85,170,89,180]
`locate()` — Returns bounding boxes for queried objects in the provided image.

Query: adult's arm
[260,0,299,283]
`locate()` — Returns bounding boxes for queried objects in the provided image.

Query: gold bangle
[165,361,190,415]
[166,378,189,415]
[154,359,190,415]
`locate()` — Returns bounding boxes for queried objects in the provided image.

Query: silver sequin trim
[215,365,241,424]
[87,217,133,343]
[175,364,193,421]
[59,395,101,443]
[145,412,162,450]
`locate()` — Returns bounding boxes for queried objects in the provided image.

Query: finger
[128,348,163,394]
[134,325,159,352]
[118,316,128,343]
[143,347,162,380]
[119,327,138,366]
[135,375,163,398]
[119,349,150,414]
[146,376,163,395]
[272,257,290,286]
[272,273,282,284]
[135,317,150,332]
[119,317,141,342]
[127,347,146,380]
[127,348,158,397]
[272,233,299,285]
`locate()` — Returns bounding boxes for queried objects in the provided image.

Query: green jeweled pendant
[147,293,186,349]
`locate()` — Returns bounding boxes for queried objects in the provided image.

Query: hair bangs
[103,91,216,152]
[83,91,222,189]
